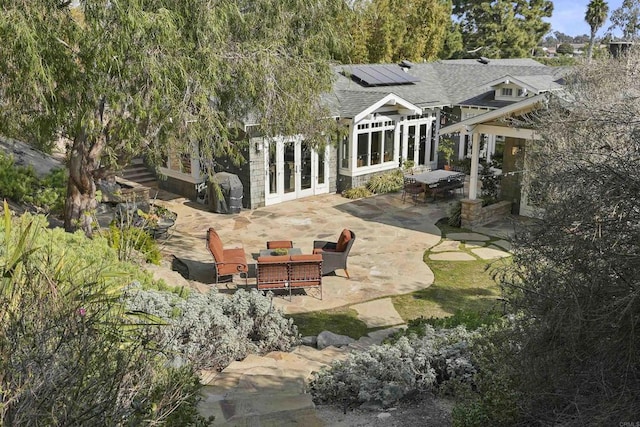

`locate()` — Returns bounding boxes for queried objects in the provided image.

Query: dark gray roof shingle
[330,59,571,114]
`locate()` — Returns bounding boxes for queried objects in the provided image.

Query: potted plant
[136,204,177,239]
[438,137,456,170]
[402,159,415,174]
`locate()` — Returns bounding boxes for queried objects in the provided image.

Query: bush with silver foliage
[310,325,475,409]
[125,285,299,370]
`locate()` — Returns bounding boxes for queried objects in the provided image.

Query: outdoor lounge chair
[206,227,249,285]
[312,229,355,278]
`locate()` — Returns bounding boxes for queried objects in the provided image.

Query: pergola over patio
[439,94,546,227]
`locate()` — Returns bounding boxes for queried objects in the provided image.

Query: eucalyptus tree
[0,0,346,235]
[453,0,553,58]
[343,0,453,63]
[608,0,640,39]
[585,0,609,60]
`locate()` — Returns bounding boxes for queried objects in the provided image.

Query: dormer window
[501,88,513,96]
[517,88,524,97]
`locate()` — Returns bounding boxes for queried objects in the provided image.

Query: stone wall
[461,199,512,228]
[328,145,338,194]
[159,176,198,200]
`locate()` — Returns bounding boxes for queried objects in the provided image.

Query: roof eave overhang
[353,93,422,123]
[440,94,547,135]
[487,75,540,94]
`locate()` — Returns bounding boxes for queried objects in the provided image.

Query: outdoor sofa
[256,254,323,300]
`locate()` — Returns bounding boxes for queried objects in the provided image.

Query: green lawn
[288,307,371,339]
[288,223,510,338]
[391,256,506,321]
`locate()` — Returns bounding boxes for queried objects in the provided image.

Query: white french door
[404,121,435,167]
[265,137,329,206]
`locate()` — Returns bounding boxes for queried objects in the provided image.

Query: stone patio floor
[146,190,518,426]
[150,190,517,324]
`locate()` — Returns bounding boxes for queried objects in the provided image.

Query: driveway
[155,191,456,314]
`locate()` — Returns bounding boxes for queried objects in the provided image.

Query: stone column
[461,198,483,228]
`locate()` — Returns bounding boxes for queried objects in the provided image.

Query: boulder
[300,336,318,348]
[316,331,355,350]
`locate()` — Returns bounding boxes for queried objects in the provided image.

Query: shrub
[479,161,499,206]
[342,186,373,199]
[33,167,67,213]
[102,224,162,264]
[391,311,502,341]
[448,201,462,227]
[451,157,471,174]
[124,286,300,371]
[450,320,524,426]
[0,152,67,214]
[0,208,208,425]
[0,152,38,202]
[402,159,415,172]
[310,325,476,409]
[366,169,404,194]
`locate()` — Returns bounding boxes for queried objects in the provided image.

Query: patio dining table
[408,169,465,185]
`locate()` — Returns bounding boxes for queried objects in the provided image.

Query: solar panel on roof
[345,64,420,87]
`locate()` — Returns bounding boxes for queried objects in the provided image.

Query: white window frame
[355,118,396,170]
[501,87,513,97]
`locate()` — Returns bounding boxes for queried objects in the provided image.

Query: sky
[546,0,624,37]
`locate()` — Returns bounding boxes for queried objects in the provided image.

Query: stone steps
[197,328,403,426]
[117,160,158,188]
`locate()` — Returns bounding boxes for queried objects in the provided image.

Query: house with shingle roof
[159,58,567,217]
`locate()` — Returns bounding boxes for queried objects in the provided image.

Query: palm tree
[585,0,609,61]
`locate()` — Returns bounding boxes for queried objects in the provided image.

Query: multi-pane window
[354,120,396,168]
[357,133,369,167]
[501,88,513,96]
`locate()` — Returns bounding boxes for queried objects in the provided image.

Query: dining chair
[402,177,425,204]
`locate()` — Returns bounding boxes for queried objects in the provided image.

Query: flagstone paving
[148,190,517,425]
[350,298,406,328]
[429,252,477,261]
[472,246,512,260]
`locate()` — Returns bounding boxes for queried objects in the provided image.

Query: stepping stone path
[351,298,405,328]
[472,246,512,260]
[430,240,461,252]
[429,231,512,262]
[429,252,476,261]
[492,239,512,251]
[198,327,404,426]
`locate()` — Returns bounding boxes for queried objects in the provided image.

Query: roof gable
[353,93,422,123]
[487,74,563,94]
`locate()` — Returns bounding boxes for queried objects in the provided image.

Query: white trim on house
[487,75,540,94]
[440,94,547,207]
[353,93,421,123]
[440,94,547,136]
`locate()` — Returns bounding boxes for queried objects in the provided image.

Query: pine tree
[454,0,553,58]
